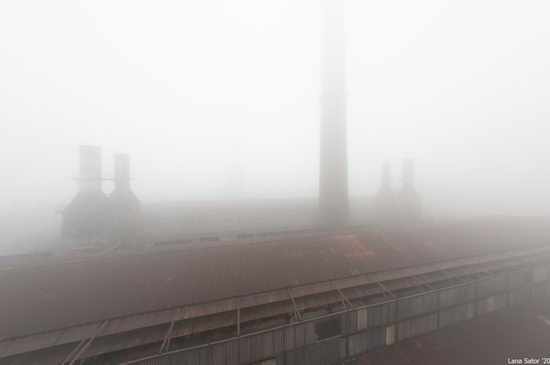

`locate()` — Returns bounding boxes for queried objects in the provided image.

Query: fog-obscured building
[62,146,142,247]
[61,145,111,246]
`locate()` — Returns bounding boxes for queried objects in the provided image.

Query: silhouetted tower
[62,145,110,245]
[319,0,348,227]
[374,162,397,222]
[396,159,422,221]
[109,153,142,244]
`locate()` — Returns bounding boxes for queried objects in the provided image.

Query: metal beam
[458,259,497,277]
[406,271,435,290]
[336,287,353,308]
[373,275,397,298]
[287,288,302,321]
[61,338,87,365]
[63,320,109,365]
[159,310,178,353]
[433,265,465,284]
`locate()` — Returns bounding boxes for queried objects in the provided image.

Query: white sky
[1,0,550,217]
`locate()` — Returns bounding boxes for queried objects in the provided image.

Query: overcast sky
[1,0,550,220]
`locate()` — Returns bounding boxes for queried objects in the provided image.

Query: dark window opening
[315,317,341,341]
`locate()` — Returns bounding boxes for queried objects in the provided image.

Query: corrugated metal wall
[439,302,475,328]
[477,275,507,298]
[122,266,549,365]
[397,313,437,340]
[397,292,437,320]
[439,283,476,308]
[477,293,507,316]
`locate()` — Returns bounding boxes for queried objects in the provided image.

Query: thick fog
[1,0,550,254]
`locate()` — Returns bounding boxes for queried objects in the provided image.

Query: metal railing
[120,265,549,365]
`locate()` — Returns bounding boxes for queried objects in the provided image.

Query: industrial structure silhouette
[0,1,549,365]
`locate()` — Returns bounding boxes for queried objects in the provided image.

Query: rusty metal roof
[1,217,550,341]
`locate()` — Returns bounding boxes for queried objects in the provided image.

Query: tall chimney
[114,153,131,191]
[374,162,396,223]
[79,145,102,192]
[396,158,422,222]
[319,0,348,227]
[109,152,142,244]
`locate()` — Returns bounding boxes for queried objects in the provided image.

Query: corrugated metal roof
[1,218,549,341]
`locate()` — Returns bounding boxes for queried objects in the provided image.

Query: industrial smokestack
[109,153,142,244]
[78,145,102,192]
[114,153,131,191]
[396,159,422,222]
[62,145,109,246]
[374,162,397,223]
[319,0,348,227]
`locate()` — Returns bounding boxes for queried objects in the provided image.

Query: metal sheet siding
[348,332,368,357]
[397,313,437,340]
[304,322,316,346]
[294,324,306,348]
[508,271,531,289]
[347,310,358,334]
[272,328,285,354]
[532,266,547,283]
[211,343,226,365]
[303,338,342,365]
[532,282,548,300]
[439,283,475,308]
[262,331,275,359]
[477,276,507,298]
[284,326,295,352]
[438,302,475,328]
[366,301,396,327]
[285,348,305,365]
[477,293,507,316]
[365,327,386,348]
[508,287,530,307]
[240,334,263,364]
[398,293,437,320]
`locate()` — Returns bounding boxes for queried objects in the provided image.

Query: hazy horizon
[2,0,550,253]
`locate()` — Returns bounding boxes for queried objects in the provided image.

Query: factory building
[62,146,142,247]
[61,145,111,246]
[13,1,544,364]
[396,159,422,222]
[109,153,142,244]
[1,218,549,364]
[374,162,396,223]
